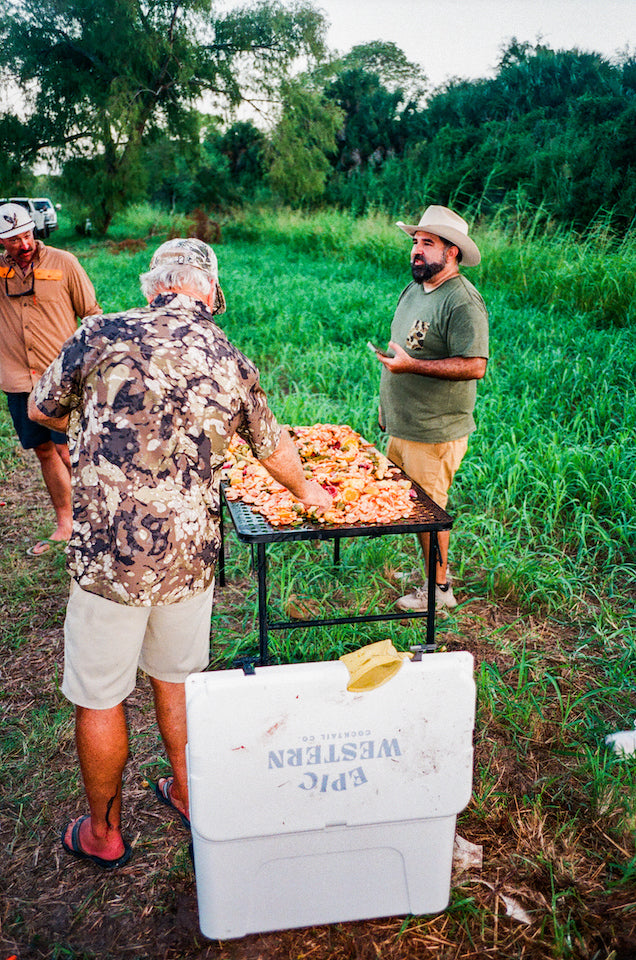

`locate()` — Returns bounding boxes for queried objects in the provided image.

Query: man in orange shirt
[0,202,101,556]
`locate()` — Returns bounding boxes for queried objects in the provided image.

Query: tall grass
[16,203,636,612]
[220,213,634,613]
[479,207,636,328]
[2,205,636,958]
[223,205,636,328]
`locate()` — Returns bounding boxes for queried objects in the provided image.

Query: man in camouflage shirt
[29,238,331,868]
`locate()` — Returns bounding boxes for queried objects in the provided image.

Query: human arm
[376,341,487,380]
[259,430,332,511]
[27,391,70,433]
[26,327,87,430]
[67,257,101,320]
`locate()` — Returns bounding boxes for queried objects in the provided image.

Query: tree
[325,67,405,172]
[266,80,343,204]
[145,118,267,211]
[0,113,37,196]
[335,41,427,104]
[183,119,268,210]
[298,40,428,212]
[142,126,207,212]
[216,120,267,198]
[0,0,327,231]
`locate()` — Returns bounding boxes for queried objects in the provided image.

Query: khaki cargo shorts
[387,435,468,509]
[62,579,214,709]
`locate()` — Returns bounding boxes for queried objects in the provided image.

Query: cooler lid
[186,651,475,842]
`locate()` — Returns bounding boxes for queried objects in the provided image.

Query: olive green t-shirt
[379,275,489,443]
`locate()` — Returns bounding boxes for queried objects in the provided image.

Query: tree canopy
[1,10,634,235]
[413,42,636,228]
[320,40,636,231]
[1,0,326,229]
[331,40,426,102]
[266,80,343,204]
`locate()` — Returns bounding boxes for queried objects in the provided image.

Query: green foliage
[325,67,405,171]
[266,81,343,204]
[218,121,267,195]
[0,0,328,230]
[211,0,327,102]
[142,132,204,212]
[0,114,37,195]
[144,119,268,212]
[331,40,427,103]
[316,40,636,233]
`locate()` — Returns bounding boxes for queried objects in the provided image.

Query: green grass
[8,202,636,685]
[2,205,636,958]
[12,202,636,636]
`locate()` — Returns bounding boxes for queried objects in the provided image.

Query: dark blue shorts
[5,392,67,449]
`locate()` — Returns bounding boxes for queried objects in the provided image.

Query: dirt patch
[107,238,148,255]
[1,461,635,960]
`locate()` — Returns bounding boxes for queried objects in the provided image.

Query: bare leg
[54,440,72,474]
[149,677,189,819]
[417,529,450,584]
[62,703,129,860]
[32,440,72,543]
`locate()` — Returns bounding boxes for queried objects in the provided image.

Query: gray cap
[149,237,225,313]
[150,237,218,276]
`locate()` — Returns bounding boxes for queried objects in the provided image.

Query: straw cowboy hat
[396,205,481,266]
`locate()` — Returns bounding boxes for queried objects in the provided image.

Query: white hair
[139,263,214,301]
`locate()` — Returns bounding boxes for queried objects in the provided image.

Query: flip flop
[26,538,67,558]
[152,777,191,831]
[61,815,133,869]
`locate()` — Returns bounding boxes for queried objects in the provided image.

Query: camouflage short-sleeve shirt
[32,293,282,605]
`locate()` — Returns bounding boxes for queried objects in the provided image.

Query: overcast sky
[316,0,635,88]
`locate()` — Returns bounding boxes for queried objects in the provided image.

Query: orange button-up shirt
[0,240,101,392]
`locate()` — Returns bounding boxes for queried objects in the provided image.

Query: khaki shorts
[387,435,468,509]
[62,579,214,710]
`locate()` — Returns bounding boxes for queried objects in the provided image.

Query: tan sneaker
[396,580,458,612]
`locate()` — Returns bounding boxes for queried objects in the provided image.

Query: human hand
[376,341,415,373]
[298,480,333,513]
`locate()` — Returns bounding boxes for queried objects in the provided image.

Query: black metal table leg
[426,531,439,649]
[218,499,226,587]
[256,542,269,665]
[220,473,452,663]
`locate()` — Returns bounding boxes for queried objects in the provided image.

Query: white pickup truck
[0,197,59,239]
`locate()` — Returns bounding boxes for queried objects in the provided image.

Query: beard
[16,248,36,267]
[411,255,446,283]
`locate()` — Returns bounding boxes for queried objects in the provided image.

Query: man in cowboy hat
[0,200,101,556]
[372,205,489,612]
[28,237,332,868]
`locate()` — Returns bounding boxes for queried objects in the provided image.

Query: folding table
[218,472,453,665]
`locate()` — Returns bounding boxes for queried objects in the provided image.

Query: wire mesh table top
[221,473,452,544]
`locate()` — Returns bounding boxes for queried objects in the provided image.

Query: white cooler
[185,650,475,939]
